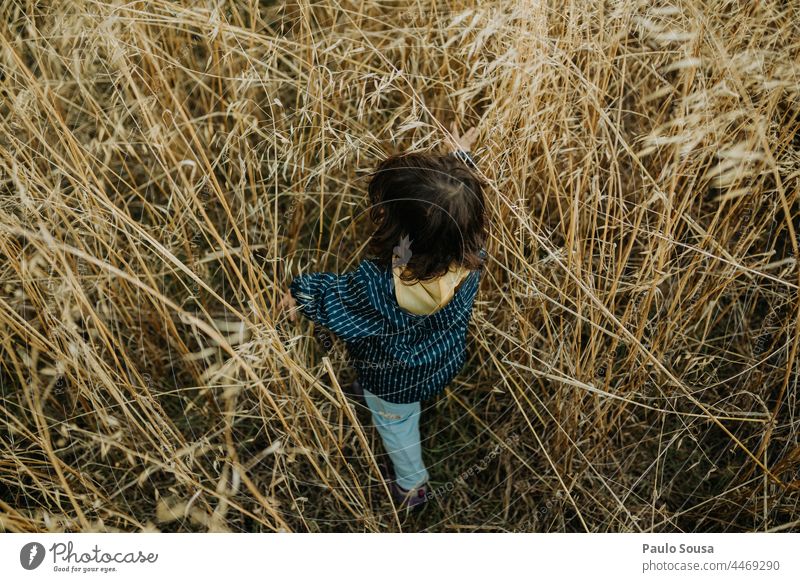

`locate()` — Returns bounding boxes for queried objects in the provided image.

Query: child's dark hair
[366,151,487,282]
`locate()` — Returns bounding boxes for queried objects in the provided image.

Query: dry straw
[0,0,798,532]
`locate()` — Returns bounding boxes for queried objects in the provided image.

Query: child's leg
[362,388,429,490]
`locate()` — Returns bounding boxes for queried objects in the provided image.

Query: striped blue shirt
[289,249,486,403]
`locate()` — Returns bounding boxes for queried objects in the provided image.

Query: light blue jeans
[362,388,429,490]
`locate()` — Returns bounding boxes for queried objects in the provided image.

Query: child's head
[366,151,487,282]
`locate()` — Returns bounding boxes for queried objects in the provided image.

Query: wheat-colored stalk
[0,0,798,532]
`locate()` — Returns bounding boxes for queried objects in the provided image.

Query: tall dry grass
[0,0,798,532]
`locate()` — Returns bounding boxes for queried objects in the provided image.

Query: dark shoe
[377,460,428,509]
[344,379,366,405]
[389,481,429,510]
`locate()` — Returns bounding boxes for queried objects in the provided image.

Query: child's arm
[277,289,298,322]
[284,264,384,342]
[448,122,478,169]
[452,149,477,168]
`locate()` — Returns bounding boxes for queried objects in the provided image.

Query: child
[279,124,488,509]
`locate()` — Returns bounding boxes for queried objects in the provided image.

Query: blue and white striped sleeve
[288,263,383,341]
[451,149,477,169]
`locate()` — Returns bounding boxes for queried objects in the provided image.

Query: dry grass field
[1,0,799,532]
